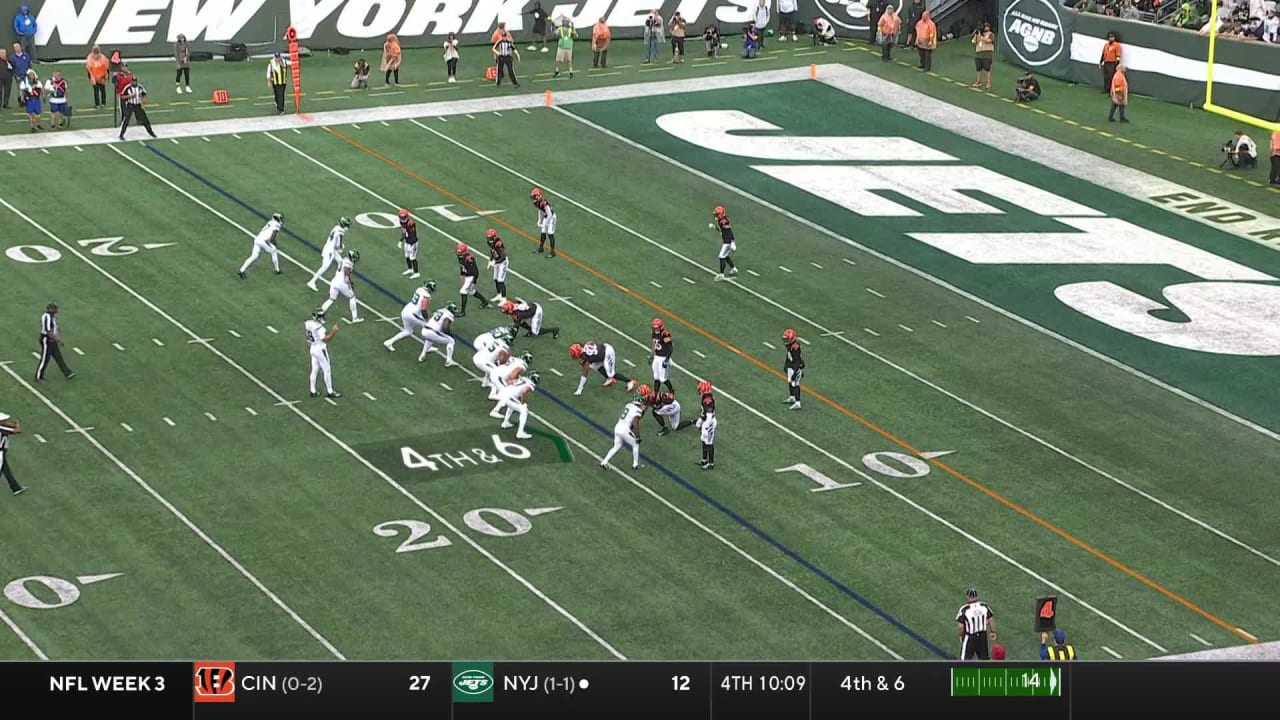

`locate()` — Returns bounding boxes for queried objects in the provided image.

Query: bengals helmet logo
[194,662,236,702]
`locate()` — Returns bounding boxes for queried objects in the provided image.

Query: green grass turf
[12,35,1277,213]
[1,44,1276,663]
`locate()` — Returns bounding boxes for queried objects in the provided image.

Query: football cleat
[782,328,797,344]
[651,318,664,330]
[697,380,713,395]
[625,379,637,391]
[339,216,351,228]
[602,378,616,387]
[568,343,583,359]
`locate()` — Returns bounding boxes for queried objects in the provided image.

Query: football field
[1,64,1277,662]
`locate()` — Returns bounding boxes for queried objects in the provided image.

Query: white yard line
[263,134,913,658]
[121,423,134,432]
[244,407,258,416]
[1189,633,1213,647]
[0,361,341,659]
[100,149,626,661]
[535,108,1280,571]
[931,320,947,329]
[269,134,1165,653]
[1101,646,1124,659]
[0,606,45,659]
[162,417,176,427]
[865,288,885,298]
[864,328,880,337]
[112,342,125,351]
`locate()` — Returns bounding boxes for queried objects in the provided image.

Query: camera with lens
[1222,139,1236,153]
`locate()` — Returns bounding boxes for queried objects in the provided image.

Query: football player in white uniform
[384,279,437,351]
[474,326,514,395]
[319,250,362,323]
[487,351,533,417]
[497,371,540,440]
[307,217,350,291]
[237,212,283,278]
[600,395,645,470]
[419,302,458,365]
[569,341,635,395]
[304,308,342,399]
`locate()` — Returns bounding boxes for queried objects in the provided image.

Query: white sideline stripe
[264,133,903,658]
[409,125,1173,647]
[0,361,341,660]
[0,605,44,659]
[105,147,626,661]
[547,107,1280,570]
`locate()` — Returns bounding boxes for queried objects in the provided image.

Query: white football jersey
[502,358,528,385]
[304,319,326,347]
[331,257,354,287]
[427,308,454,332]
[474,332,500,354]
[256,219,282,245]
[410,287,432,312]
[324,225,346,253]
[617,401,644,430]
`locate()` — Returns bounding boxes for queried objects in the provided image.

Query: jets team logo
[453,669,494,695]
[1002,0,1067,67]
[814,0,905,34]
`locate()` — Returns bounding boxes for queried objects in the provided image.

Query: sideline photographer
[1223,130,1258,169]
[1016,72,1040,102]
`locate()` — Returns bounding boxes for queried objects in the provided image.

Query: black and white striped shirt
[956,601,993,635]
[123,81,147,106]
[40,312,57,338]
[494,38,515,57]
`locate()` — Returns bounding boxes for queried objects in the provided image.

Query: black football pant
[36,335,73,380]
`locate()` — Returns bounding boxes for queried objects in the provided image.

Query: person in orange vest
[85,45,109,108]
[1269,130,1280,185]
[914,10,937,71]
[591,17,611,68]
[877,6,900,62]
[1099,32,1122,94]
[1108,64,1129,123]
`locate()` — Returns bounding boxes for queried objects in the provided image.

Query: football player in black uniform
[398,208,421,279]
[569,341,636,394]
[783,328,804,410]
[638,384,694,436]
[711,205,738,279]
[485,228,510,302]
[696,380,717,469]
[649,318,675,394]
[501,299,559,339]
[531,187,558,257]
[455,243,491,316]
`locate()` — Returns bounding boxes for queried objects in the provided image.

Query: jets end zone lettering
[658,110,1280,357]
[18,0,790,57]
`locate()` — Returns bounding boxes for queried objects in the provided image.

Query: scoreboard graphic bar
[2,661,1274,718]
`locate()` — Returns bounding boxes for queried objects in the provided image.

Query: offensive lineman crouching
[488,350,533,416]
[501,299,559,339]
[696,380,717,470]
[474,326,516,396]
[569,341,636,394]
[496,371,540,439]
[782,328,804,410]
[419,302,458,365]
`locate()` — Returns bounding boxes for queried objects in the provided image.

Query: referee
[118,75,156,141]
[36,303,76,382]
[956,587,996,660]
[493,32,521,87]
[0,413,24,496]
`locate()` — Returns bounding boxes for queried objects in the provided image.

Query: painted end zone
[568,79,1280,433]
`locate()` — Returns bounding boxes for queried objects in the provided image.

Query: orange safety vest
[1101,41,1121,63]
